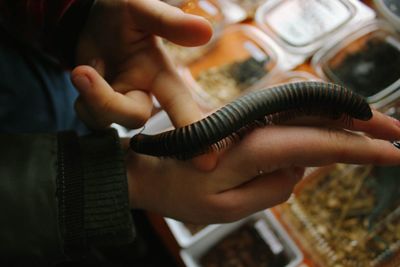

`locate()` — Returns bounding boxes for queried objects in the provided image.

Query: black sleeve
[0,128,134,265]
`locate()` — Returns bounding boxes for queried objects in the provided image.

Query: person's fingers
[280,109,400,141]
[146,59,219,170]
[204,168,304,223]
[99,42,204,128]
[349,109,400,140]
[74,96,104,129]
[242,126,400,168]
[213,125,400,189]
[152,65,205,126]
[71,65,153,129]
[128,0,213,46]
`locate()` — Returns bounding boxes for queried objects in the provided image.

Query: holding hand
[126,111,400,224]
[69,0,400,225]
[71,0,212,129]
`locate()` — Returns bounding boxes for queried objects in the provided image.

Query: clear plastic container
[267,70,321,86]
[161,0,185,6]
[226,0,269,19]
[181,0,225,29]
[182,24,280,110]
[373,83,400,111]
[165,218,219,248]
[374,0,400,32]
[312,20,400,104]
[216,0,248,24]
[255,0,375,59]
[180,210,303,267]
[278,164,400,267]
[162,0,226,65]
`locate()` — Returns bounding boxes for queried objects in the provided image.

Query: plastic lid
[374,0,400,31]
[255,0,355,54]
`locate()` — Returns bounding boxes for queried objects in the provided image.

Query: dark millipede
[130,81,373,160]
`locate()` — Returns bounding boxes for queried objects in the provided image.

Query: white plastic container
[374,0,400,31]
[180,210,303,267]
[217,0,248,24]
[222,0,269,19]
[165,218,220,248]
[373,83,400,114]
[255,0,375,67]
[312,20,400,104]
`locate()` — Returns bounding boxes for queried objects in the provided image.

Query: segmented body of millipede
[130,81,372,159]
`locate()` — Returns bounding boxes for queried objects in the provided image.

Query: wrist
[125,150,161,210]
[126,151,144,209]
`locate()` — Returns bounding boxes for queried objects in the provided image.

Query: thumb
[129,0,213,46]
[71,65,153,129]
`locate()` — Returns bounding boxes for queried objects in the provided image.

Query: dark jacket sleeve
[0,0,95,66]
[0,129,134,264]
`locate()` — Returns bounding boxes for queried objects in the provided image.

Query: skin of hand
[71,0,211,130]
[125,111,400,224]
[69,0,400,224]
[71,0,218,169]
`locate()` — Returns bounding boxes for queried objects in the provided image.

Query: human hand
[71,0,212,129]
[125,110,400,224]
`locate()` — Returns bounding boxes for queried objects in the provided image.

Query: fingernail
[72,74,91,91]
[393,141,400,149]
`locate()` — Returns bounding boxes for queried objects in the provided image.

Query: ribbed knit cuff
[57,131,86,258]
[79,129,134,246]
[57,129,134,259]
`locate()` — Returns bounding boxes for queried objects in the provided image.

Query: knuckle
[325,128,352,157]
[99,95,115,113]
[132,108,151,127]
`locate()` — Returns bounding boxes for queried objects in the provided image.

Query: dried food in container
[200,218,290,267]
[184,24,278,110]
[279,164,400,267]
